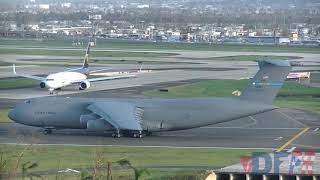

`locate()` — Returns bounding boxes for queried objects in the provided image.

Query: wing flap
[87,102,143,131]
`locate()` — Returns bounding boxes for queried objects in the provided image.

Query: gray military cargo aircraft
[8,60,291,138]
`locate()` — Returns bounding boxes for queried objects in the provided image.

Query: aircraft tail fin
[240,60,291,105]
[82,43,91,68]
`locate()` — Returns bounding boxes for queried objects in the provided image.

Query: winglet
[139,64,143,72]
[82,43,91,68]
[13,64,16,74]
[258,59,291,69]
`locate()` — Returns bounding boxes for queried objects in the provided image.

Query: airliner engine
[86,119,113,131]
[79,80,90,90]
[40,82,46,88]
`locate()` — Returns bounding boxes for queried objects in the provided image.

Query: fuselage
[9,96,276,132]
[43,72,87,90]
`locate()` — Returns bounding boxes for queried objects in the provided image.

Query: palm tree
[21,161,42,180]
[132,168,149,180]
[0,152,7,179]
[79,170,93,180]
[117,159,150,180]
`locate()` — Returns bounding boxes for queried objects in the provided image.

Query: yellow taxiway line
[276,127,310,152]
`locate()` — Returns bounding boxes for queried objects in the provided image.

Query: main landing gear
[111,129,121,138]
[132,131,144,138]
[111,130,147,138]
[43,128,53,135]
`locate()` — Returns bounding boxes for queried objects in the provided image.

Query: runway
[0,47,319,151]
[0,108,319,150]
[0,49,319,99]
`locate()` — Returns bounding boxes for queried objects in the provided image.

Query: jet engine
[40,82,46,88]
[79,80,90,90]
[86,119,112,132]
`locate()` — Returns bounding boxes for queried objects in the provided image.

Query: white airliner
[13,43,136,94]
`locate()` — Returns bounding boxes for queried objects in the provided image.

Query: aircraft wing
[87,102,143,131]
[13,64,46,81]
[71,74,136,83]
[64,67,83,72]
[89,68,113,73]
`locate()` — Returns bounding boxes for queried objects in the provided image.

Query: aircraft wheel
[146,131,152,136]
[132,131,143,138]
[112,133,120,138]
[112,130,121,138]
[44,129,52,135]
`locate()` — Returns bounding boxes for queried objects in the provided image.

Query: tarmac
[0,48,319,151]
[0,49,319,99]
[0,100,319,151]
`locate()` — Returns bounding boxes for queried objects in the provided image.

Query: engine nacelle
[40,82,46,88]
[86,119,112,132]
[79,80,90,90]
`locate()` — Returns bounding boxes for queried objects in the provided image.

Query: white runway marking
[287,147,296,153]
[277,110,307,128]
[200,127,302,130]
[274,137,283,141]
[244,116,257,128]
[0,142,275,150]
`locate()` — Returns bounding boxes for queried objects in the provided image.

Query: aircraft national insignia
[252,76,283,88]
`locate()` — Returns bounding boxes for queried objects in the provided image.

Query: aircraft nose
[8,109,17,122]
[46,81,53,88]
[46,81,59,89]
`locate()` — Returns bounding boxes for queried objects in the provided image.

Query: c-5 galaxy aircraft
[9,60,291,138]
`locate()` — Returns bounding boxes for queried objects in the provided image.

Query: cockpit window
[24,100,31,103]
[46,79,54,81]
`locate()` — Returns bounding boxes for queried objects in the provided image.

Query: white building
[39,4,50,10]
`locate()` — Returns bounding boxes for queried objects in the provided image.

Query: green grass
[210,55,301,61]
[24,169,207,180]
[39,169,207,180]
[278,82,320,96]
[0,78,39,89]
[1,39,320,53]
[143,80,320,113]
[20,58,193,65]
[144,79,248,98]
[0,48,176,57]
[6,55,297,67]
[1,145,253,170]
[0,61,11,66]
[274,97,320,113]
[0,108,11,123]
[0,144,262,179]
